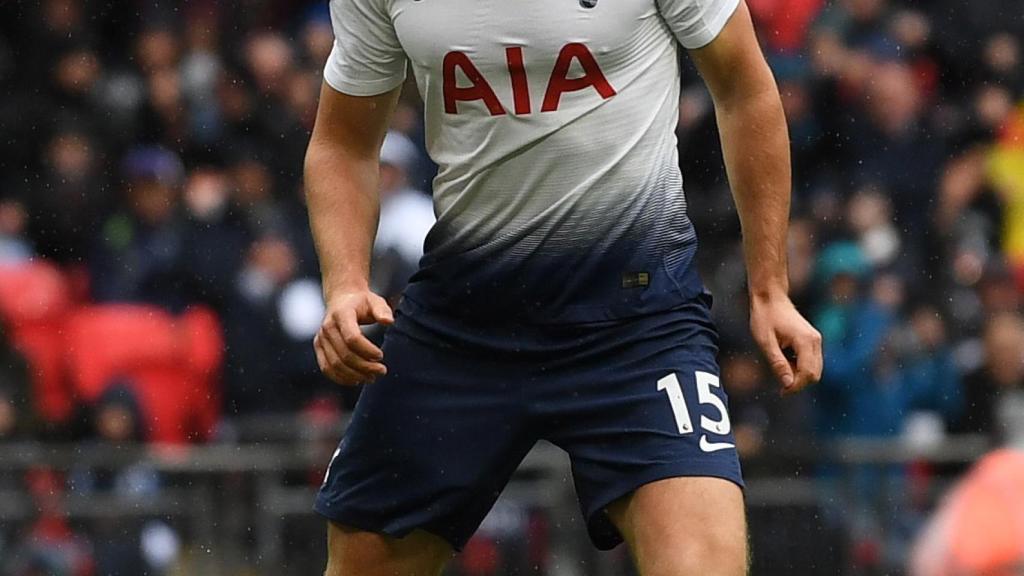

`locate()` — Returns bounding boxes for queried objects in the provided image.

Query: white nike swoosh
[699,435,735,453]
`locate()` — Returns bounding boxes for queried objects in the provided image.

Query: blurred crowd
[0,0,1023,574]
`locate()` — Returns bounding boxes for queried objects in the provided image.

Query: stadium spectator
[178,166,251,309]
[69,383,177,576]
[812,242,893,438]
[847,58,942,237]
[89,147,188,311]
[721,350,813,471]
[847,186,900,269]
[23,128,111,265]
[957,313,1024,437]
[371,130,435,310]
[722,353,771,459]
[886,306,963,430]
[0,199,32,264]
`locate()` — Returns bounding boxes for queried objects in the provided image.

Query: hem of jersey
[313,499,468,552]
[323,68,407,97]
[678,0,742,50]
[584,460,745,550]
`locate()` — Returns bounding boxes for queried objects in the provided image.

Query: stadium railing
[0,429,992,576]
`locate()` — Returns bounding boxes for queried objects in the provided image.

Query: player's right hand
[314,291,394,385]
[749,293,823,396]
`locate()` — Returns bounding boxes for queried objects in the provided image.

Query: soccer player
[305,0,823,572]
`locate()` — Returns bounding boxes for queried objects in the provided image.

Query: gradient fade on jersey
[326,0,740,322]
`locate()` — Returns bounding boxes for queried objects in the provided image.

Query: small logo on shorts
[322,447,341,486]
[699,435,736,453]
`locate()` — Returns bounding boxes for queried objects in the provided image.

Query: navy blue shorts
[314,293,743,551]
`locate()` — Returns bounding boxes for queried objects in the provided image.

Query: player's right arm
[305,84,401,385]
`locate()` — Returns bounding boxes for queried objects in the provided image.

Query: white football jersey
[326,0,739,323]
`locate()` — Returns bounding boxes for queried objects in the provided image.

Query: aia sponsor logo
[442,43,616,116]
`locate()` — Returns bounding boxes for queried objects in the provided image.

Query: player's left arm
[688,1,823,394]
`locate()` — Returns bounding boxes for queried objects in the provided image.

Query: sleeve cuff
[678,0,742,50]
[323,68,407,97]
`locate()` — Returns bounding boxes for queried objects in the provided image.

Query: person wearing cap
[90,146,190,311]
[812,242,892,439]
[370,131,434,311]
[374,131,433,264]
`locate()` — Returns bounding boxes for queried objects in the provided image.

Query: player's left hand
[749,294,823,395]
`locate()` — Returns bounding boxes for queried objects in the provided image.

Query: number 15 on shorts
[657,372,735,453]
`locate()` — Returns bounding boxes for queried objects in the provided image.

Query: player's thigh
[324,522,452,576]
[607,476,747,576]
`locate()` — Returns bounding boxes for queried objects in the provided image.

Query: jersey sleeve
[324,0,408,96]
[656,0,741,50]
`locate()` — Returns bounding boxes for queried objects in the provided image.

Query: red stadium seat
[0,262,75,424]
[746,0,822,53]
[65,305,224,444]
